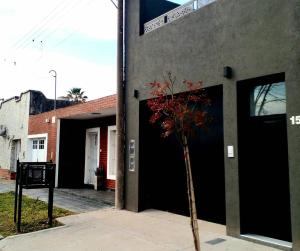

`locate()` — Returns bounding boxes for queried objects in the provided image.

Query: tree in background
[66,88,88,103]
[146,72,211,251]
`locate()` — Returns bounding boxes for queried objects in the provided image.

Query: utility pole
[116,0,125,210]
[49,70,57,110]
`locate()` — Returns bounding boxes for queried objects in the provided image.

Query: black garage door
[139,85,226,225]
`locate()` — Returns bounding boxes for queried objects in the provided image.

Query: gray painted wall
[125,0,300,249]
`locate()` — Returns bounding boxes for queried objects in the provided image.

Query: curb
[1,225,69,241]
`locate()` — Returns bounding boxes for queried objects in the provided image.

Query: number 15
[290,116,300,125]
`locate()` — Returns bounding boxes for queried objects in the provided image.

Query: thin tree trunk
[183,135,201,251]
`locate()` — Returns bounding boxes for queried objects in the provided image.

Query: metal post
[17,165,23,232]
[48,186,54,226]
[47,165,55,226]
[49,70,57,110]
[116,0,125,210]
[14,159,20,223]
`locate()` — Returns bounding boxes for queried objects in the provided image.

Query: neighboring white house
[0,93,30,178]
[0,90,71,179]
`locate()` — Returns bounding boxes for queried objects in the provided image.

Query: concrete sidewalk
[0,179,15,193]
[0,208,281,251]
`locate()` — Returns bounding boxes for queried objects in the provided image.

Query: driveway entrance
[0,178,114,213]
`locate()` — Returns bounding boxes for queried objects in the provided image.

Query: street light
[49,70,57,110]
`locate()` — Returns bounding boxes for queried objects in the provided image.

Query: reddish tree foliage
[147,74,210,142]
[146,73,211,251]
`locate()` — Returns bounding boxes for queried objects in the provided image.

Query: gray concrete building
[123,0,300,250]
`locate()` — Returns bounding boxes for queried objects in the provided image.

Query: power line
[7,0,109,65]
[8,0,86,63]
[37,0,96,48]
[110,0,118,9]
[13,0,86,53]
[12,0,74,50]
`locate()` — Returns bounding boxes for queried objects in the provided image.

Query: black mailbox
[20,163,55,188]
[14,161,56,232]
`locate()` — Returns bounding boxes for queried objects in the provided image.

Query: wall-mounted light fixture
[133,89,139,99]
[223,66,233,79]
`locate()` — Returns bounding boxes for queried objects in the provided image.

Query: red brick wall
[0,168,11,179]
[100,127,115,190]
[31,94,116,122]
[28,94,117,189]
[29,94,116,162]
[29,116,57,162]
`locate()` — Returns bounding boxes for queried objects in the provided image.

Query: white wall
[0,92,30,170]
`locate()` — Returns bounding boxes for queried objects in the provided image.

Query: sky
[0,0,118,100]
[0,0,189,101]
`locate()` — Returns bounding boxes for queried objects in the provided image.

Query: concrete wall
[125,0,300,248]
[0,92,30,170]
[140,0,179,34]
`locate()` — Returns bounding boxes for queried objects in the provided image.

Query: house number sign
[290,116,300,125]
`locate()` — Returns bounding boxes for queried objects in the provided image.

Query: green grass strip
[0,192,73,237]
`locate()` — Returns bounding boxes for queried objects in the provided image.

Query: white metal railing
[144,0,216,33]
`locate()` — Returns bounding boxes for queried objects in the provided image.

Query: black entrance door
[237,73,291,242]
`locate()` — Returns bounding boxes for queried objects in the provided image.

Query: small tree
[66,88,88,103]
[146,73,210,251]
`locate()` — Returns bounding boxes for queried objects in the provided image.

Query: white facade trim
[55,119,61,187]
[28,133,48,139]
[107,125,117,180]
[84,127,100,185]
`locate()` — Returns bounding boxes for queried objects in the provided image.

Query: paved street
[0,178,114,213]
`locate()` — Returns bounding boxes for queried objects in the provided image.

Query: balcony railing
[144,0,216,34]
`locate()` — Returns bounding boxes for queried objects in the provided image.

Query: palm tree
[66,88,88,103]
